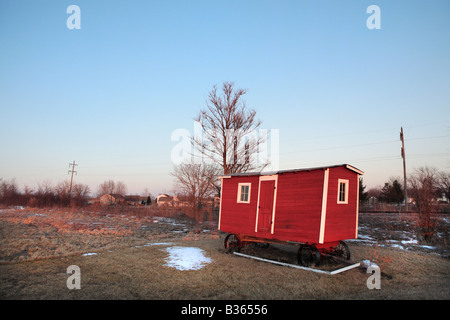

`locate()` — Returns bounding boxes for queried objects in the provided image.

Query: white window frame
[337,179,349,204]
[237,183,251,204]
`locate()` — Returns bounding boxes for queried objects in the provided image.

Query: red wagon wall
[218,175,260,236]
[273,170,324,243]
[323,166,359,243]
[218,164,362,246]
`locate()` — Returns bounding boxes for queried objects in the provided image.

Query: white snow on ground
[350,222,448,257]
[361,260,379,269]
[135,242,173,248]
[82,252,98,256]
[152,216,185,226]
[162,246,212,271]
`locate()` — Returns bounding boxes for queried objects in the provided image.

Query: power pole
[400,128,408,211]
[68,161,78,195]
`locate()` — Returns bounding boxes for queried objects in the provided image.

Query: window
[337,179,349,204]
[237,183,251,203]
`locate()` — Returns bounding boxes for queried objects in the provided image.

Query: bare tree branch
[171,163,220,222]
[192,82,268,174]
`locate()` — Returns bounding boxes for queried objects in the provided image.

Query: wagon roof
[220,164,364,178]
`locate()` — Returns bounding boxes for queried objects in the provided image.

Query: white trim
[355,174,360,238]
[345,164,364,175]
[218,178,224,230]
[254,183,261,232]
[270,176,278,234]
[237,183,251,203]
[254,175,278,234]
[319,169,330,244]
[337,179,349,204]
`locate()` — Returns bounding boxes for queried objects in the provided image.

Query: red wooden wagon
[218,164,364,266]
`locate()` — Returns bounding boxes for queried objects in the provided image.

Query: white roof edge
[345,164,364,175]
[218,164,364,178]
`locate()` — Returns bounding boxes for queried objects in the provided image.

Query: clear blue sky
[1,0,449,196]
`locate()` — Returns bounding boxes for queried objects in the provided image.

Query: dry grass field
[0,207,449,300]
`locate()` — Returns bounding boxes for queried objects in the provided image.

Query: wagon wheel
[224,234,241,253]
[334,241,351,260]
[297,245,321,267]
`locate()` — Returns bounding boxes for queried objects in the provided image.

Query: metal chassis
[223,233,351,267]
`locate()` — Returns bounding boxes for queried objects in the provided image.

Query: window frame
[237,183,251,204]
[337,179,349,204]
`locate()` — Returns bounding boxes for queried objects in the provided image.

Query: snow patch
[361,260,379,269]
[162,246,212,271]
[9,206,25,210]
[401,239,418,245]
[137,242,172,247]
[152,216,185,226]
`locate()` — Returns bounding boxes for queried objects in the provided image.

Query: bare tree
[97,180,127,197]
[36,180,55,207]
[97,180,115,197]
[192,82,267,174]
[115,181,127,196]
[408,167,441,242]
[23,185,34,197]
[438,171,450,202]
[72,183,91,206]
[55,181,71,206]
[172,163,220,222]
[0,178,20,205]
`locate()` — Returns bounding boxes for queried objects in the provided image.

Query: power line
[280,152,449,169]
[279,134,449,156]
[279,139,398,155]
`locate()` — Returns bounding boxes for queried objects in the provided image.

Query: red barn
[218,164,364,266]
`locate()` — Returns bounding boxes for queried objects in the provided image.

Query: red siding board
[273,170,324,242]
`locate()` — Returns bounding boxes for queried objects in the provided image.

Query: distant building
[124,195,148,206]
[156,194,173,206]
[99,193,125,205]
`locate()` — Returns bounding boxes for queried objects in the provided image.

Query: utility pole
[68,161,78,195]
[400,128,408,211]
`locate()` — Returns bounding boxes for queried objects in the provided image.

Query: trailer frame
[223,233,352,268]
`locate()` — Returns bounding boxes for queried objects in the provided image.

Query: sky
[0,0,449,196]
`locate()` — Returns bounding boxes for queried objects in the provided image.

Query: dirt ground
[0,207,449,300]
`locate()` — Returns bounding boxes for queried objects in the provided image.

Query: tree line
[360,167,450,243]
[0,179,91,208]
[0,178,133,208]
[360,168,450,206]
